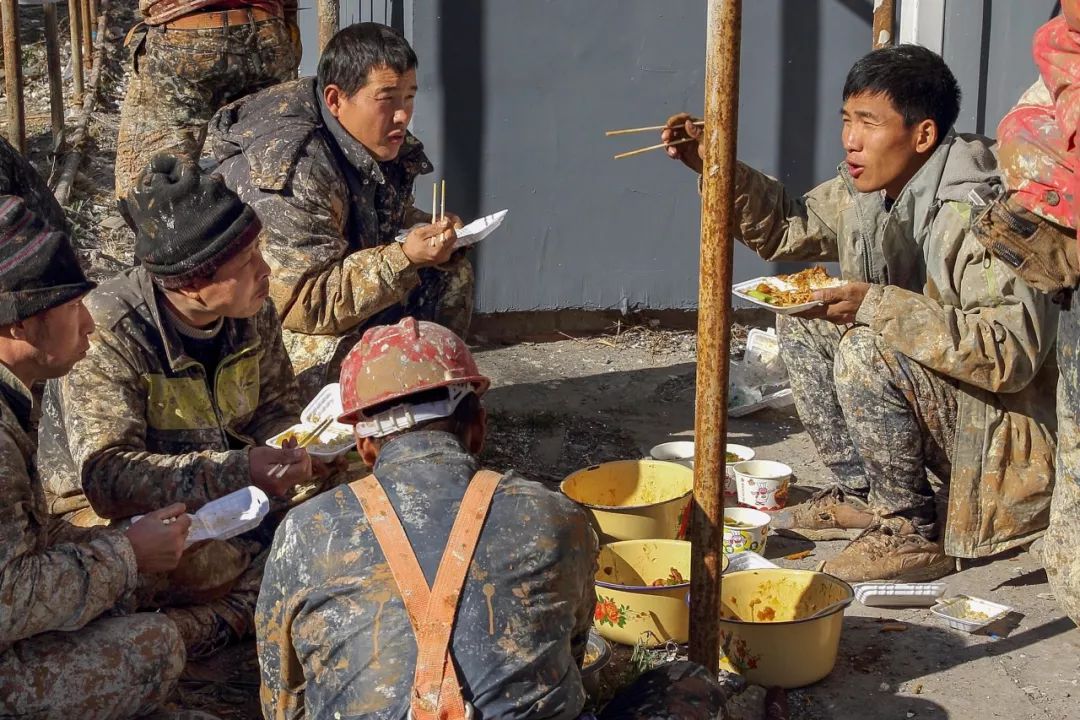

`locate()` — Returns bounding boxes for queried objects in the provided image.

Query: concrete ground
[474,328,1079,720]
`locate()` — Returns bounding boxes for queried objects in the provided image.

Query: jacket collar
[0,362,33,432]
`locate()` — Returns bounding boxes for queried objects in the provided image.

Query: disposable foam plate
[732,276,845,315]
[930,595,1013,633]
[854,582,946,607]
[395,209,509,248]
[266,384,354,459]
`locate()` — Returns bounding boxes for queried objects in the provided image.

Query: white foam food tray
[732,276,845,315]
[930,594,1013,633]
[854,582,946,607]
[266,383,355,459]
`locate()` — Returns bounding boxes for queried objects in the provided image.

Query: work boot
[823,518,954,583]
[771,486,876,541]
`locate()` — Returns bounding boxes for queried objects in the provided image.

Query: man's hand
[662,112,705,174]
[401,219,458,267]
[250,445,313,497]
[125,503,191,574]
[311,455,349,482]
[797,282,872,325]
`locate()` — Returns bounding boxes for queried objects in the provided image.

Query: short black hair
[843,44,961,142]
[317,22,418,96]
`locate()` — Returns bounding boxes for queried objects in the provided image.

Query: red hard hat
[338,317,490,426]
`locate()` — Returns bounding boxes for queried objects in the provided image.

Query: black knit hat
[121,155,262,289]
[0,196,95,325]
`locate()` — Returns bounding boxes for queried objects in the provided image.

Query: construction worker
[0,197,196,716]
[38,156,314,659]
[663,45,1058,582]
[987,1,1080,626]
[256,318,725,720]
[208,23,473,398]
[114,0,301,200]
[0,135,68,234]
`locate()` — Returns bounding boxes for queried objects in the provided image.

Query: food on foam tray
[746,266,843,307]
[277,427,352,452]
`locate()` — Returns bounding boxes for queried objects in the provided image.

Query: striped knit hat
[0,195,95,325]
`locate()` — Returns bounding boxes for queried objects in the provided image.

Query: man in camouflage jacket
[209,23,473,397]
[665,46,1058,581]
[0,196,196,717]
[114,0,300,200]
[39,158,314,659]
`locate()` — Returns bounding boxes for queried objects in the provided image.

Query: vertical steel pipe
[689,0,742,671]
[873,0,896,49]
[67,0,84,102]
[1,0,25,152]
[318,0,339,52]
[43,2,66,145]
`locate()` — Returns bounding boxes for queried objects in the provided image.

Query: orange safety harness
[349,470,504,720]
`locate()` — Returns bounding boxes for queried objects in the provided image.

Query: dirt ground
[2,2,1077,718]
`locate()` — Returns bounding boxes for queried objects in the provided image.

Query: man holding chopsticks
[37,156,317,662]
[663,45,1058,584]
[208,22,473,398]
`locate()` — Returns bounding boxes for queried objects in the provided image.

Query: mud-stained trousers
[1046,304,1080,626]
[776,315,958,537]
[0,613,184,718]
[115,17,298,201]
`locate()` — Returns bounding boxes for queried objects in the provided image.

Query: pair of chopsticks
[607,120,704,160]
[431,180,447,246]
[271,416,334,479]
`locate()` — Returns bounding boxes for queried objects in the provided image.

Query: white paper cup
[733,460,792,511]
[722,507,771,555]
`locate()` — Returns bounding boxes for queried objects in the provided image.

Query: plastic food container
[930,595,1013,633]
[267,383,355,459]
[854,582,946,607]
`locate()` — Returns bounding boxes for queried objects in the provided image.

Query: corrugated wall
[297,0,1057,313]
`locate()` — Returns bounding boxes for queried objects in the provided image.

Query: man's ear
[324,84,345,118]
[358,433,380,467]
[466,406,487,456]
[914,118,938,155]
[6,318,29,343]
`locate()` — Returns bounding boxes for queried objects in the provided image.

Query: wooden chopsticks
[607,120,704,160]
[271,416,334,479]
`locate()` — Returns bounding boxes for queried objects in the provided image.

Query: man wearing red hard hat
[256,317,726,719]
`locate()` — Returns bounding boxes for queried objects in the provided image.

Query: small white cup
[733,460,792,511]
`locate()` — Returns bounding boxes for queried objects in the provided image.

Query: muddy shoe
[823,520,954,582]
[772,486,875,541]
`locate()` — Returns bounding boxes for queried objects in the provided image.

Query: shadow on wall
[437,0,484,223]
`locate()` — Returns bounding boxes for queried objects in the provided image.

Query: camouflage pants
[777,316,958,535]
[0,613,184,718]
[115,16,298,200]
[1046,305,1080,626]
[594,661,724,720]
[286,252,475,398]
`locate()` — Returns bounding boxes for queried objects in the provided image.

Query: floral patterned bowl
[722,507,771,555]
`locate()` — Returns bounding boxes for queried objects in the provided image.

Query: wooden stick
[440,179,446,222]
[68,0,84,103]
[431,182,437,222]
[43,2,66,148]
[318,0,339,53]
[613,137,694,160]
[81,0,93,68]
[605,120,704,136]
[1,0,25,153]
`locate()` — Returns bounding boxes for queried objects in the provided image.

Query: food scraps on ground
[879,623,909,633]
[650,567,686,586]
[783,550,814,561]
[746,266,843,307]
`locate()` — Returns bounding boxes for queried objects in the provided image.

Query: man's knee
[833,327,894,400]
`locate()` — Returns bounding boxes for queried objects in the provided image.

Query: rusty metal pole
[43,2,66,145]
[318,0,339,51]
[689,0,741,671]
[0,0,25,152]
[873,0,896,49]
[80,0,92,68]
[67,0,84,102]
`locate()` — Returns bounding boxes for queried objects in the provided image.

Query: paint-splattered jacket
[0,136,68,235]
[732,133,1059,558]
[208,78,434,388]
[0,363,137,654]
[37,266,302,520]
[257,430,598,720]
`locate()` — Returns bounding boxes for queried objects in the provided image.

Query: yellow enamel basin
[561,460,693,543]
[718,569,854,688]
[592,539,730,648]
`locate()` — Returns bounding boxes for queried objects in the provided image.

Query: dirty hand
[250,445,313,497]
[662,112,705,174]
[402,219,458,267]
[440,211,465,230]
[798,282,872,325]
[125,503,191,574]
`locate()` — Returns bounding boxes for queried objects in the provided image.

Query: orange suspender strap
[350,470,504,720]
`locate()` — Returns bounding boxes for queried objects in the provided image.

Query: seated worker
[663,45,1058,582]
[38,156,315,659]
[114,0,301,200]
[208,22,472,397]
[989,0,1080,626]
[0,198,194,716]
[256,318,725,720]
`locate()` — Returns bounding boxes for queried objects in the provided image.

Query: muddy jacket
[734,133,1059,558]
[0,364,138,655]
[138,0,297,26]
[0,135,68,234]
[209,78,433,382]
[38,266,302,520]
[257,430,598,720]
